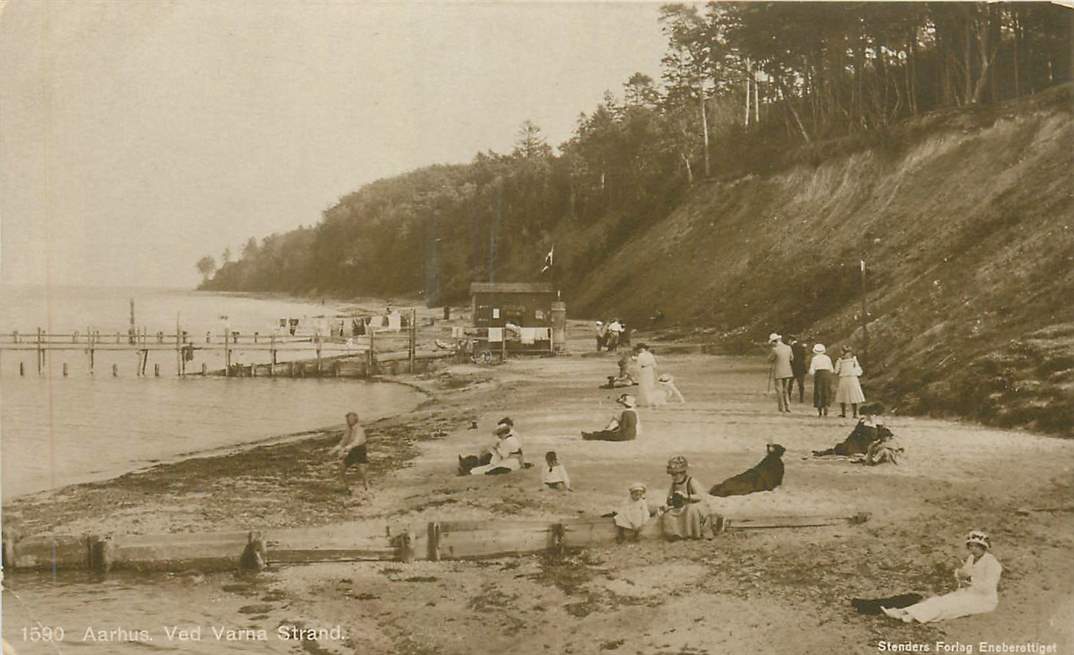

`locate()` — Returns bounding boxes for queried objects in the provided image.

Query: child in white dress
[613,482,651,542]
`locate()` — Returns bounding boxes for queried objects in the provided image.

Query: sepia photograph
[1,1,1072,653]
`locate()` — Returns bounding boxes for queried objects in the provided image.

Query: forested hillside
[200,3,1073,433]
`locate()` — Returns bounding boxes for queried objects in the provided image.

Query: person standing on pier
[332,411,369,493]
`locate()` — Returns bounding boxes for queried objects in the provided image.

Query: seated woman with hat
[659,456,711,540]
[459,418,524,475]
[882,530,1002,623]
[581,394,641,441]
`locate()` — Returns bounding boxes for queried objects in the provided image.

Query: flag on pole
[541,246,554,274]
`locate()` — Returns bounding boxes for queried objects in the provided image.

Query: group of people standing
[594,319,629,352]
[768,333,867,418]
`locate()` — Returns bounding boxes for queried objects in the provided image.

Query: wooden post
[427,522,441,562]
[154,363,160,377]
[36,328,43,375]
[270,335,277,372]
[112,363,118,377]
[860,259,869,363]
[224,330,231,377]
[19,361,24,376]
[89,331,95,375]
[409,309,417,373]
[63,362,68,377]
[368,327,376,373]
[315,333,322,375]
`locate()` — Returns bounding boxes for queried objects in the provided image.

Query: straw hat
[628,482,647,493]
[965,530,991,550]
[617,394,637,408]
[768,333,781,343]
[666,456,688,474]
[813,343,826,354]
[494,424,511,437]
[657,373,673,383]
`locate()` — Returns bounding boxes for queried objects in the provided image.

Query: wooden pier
[0,309,433,378]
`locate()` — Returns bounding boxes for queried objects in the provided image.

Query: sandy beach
[4,326,1073,655]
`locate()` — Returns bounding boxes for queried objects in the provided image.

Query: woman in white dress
[833,345,866,418]
[883,531,1002,623]
[634,344,658,407]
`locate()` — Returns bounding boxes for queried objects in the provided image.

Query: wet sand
[4,337,1073,655]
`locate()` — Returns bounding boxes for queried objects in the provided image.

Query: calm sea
[0,285,421,498]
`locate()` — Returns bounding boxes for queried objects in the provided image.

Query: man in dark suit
[787,335,809,403]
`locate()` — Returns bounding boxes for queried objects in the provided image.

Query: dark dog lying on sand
[812,419,893,457]
[709,444,785,496]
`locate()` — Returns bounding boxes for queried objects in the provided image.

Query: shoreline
[3,350,1072,654]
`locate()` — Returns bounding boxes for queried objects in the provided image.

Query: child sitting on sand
[541,451,572,491]
[613,482,651,542]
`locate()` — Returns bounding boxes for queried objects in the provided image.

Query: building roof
[470,282,556,294]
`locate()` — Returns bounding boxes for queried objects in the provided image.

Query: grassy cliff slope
[573,85,1074,435]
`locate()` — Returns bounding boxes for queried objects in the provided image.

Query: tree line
[199,2,1071,305]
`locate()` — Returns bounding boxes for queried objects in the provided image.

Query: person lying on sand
[459,419,525,475]
[709,443,785,496]
[331,411,368,493]
[882,531,1001,623]
[811,416,892,458]
[581,394,641,441]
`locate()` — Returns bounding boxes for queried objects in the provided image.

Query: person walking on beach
[808,344,834,416]
[768,333,794,413]
[332,411,368,493]
[834,345,866,418]
[594,321,606,352]
[788,336,808,403]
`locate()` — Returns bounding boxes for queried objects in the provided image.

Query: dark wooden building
[469,282,561,354]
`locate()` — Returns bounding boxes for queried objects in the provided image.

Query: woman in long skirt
[634,344,657,407]
[884,531,1002,623]
[659,456,709,540]
[834,345,866,418]
[808,343,835,417]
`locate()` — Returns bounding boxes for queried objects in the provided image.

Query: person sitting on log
[581,394,640,441]
[458,418,524,475]
[812,413,892,458]
[709,443,786,496]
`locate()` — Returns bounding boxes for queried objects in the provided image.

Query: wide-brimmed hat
[813,343,826,354]
[628,482,647,493]
[617,394,637,408]
[666,456,688,474]
[494,424,511,436]
[657,373,673,383]
[497,417,514,427]
[965,530,990,549]
[768,333,781,343]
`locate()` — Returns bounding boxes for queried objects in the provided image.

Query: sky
[0,1,667,288]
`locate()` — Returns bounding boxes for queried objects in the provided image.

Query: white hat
[813,343,826,354]
[768,333,781,343]
[628,482,647,493]
[617,394,637,408]
[657,373,673,383]
[965,530,990,549]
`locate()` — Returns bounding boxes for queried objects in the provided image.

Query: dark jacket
[709,444,785,496]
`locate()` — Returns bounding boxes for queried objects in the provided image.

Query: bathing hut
[469,282,565,355]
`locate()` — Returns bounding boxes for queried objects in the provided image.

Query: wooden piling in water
[112,363,118,377]
[154,363,160,377]
[63,362,68,377]
[19,361,24,376]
